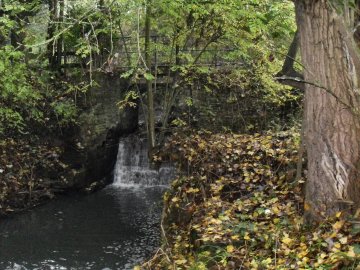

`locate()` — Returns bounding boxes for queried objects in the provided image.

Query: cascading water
[0,134,175,270]
[113,135,174,187]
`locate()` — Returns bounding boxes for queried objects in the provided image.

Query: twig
[275,75,360,116]
[274,233,279,268]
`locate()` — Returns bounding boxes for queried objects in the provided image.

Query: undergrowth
[140,130,360,270]
[0,139,68,215]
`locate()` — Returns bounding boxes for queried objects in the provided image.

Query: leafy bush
[51,100,78,127]
[0,46,44,136]
[174,65,302,133]
[0,45,80,137]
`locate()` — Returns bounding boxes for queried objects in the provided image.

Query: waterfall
[113,135,174,187]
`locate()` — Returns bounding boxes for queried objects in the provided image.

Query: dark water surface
[0,186,165,270]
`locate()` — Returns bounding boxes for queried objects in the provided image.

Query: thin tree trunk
[145,0,156,155]
[47,0,57,70]
[97,0,107,64]
[275,30,305,90]
[158,32,181,146]
[56,0,64,71]
[295,0,360,222]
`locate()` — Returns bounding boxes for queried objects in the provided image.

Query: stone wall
[62,73,138,190]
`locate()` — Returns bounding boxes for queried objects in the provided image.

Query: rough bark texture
[295,0,360,222]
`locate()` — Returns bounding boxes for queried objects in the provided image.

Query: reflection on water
[0,186,165,270]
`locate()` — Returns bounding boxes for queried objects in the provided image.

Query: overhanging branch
[274,75,360,116]
[275,30,305,90]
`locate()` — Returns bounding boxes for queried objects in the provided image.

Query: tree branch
[275,30,305,90]
[274,75,360,117]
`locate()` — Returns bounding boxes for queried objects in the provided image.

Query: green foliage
[51,100,78,127]
[329,0,357,12]
[120,69,135,79]
[0,46,43,136]
[0,45,81,136]
[149,0,298,132]
[0,108,24,134]
[174,64,301,133]
[144,72,155,81]
[117,90,139,110]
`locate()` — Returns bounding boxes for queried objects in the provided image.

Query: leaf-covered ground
[0,139,68,215]
[142,131,360,270]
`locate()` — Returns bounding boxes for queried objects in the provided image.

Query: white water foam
[113,135,174,187]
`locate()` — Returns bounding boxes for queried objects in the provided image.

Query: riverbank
[0,138,75,216]
[142,130,360,269]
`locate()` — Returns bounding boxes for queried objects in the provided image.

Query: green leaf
[144,72,155,81]
[353,244,360,255]
[120,69,134,79]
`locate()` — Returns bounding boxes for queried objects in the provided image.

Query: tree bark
[295,0,360,222]
[145,0,156,155]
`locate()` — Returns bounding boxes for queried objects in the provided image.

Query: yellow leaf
[272,205,280,215]
[273,218,280,224]
[297,250,308,259]
[304,202,311,211]
[175,259,187,265]
[171,197,180,203]
[186,187,200,193]
[320,253,327,259]
[210,218,222,225]
[261,258,272,265]
[339,237,348,244]
[332,220,345,231]
[348,247,356,258]
[250,259,258,268]
[134,266,141,270]
[281,233,293,246]
[244,232,250,240]
[199,142,206,149]
[227,245,234,253]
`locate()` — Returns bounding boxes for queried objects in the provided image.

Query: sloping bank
[141,130,360,270]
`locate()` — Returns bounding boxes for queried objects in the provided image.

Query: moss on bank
[141,130,360,270]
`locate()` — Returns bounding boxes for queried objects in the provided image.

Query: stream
[0,135,174,270]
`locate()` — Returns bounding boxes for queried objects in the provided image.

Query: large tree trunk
[295,0,360,222]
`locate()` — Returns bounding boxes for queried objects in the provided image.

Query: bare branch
[276,30,305,90]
